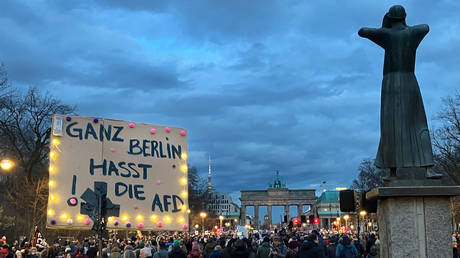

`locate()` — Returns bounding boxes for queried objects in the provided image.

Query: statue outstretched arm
[358,27,386,48]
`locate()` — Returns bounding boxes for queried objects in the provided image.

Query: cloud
[1,0,459,195]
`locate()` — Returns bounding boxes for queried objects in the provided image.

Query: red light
[313,218,319,224]
[293,218,300,225]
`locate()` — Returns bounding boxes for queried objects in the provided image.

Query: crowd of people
[0,229,381,258]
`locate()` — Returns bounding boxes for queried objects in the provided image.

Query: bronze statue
[358,5,442,180]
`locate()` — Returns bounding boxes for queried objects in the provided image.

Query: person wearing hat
[168,241,186,258]
[187,241,202,258]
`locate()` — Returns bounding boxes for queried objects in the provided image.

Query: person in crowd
[186,242,201,258]
[311,230,327,257]
[326,236,337,258]
[269,236,287,258]
[366,238,379,258]
[154,241,169,258]
[86,243,97,258]
[169,240,186,258]
[123,245,136,258]
[110,246,121,258]
[209,246,221,258]
[256,237,270,258]
[231,240,250,258]
[74,248,88,258]
[285,240,298,258]
[352,236,364,258]
[335,235,358,258]
[297,234,324,258]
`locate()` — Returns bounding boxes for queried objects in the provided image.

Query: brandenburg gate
[239,172,317,228]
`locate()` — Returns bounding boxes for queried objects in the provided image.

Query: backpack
[340,245,357,258]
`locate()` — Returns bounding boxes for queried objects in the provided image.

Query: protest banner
[47,115,189,231]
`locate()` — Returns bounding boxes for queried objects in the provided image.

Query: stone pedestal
[367,186,460,258]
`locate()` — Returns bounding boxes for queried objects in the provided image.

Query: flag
[33,227,48,250]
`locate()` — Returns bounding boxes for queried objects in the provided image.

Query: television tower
[207,155,213,191]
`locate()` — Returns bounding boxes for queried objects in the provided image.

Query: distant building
[207,192,240,216]
[205,155,240,221]
[315,190,345,228]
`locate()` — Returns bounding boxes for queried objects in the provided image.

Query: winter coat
[269,243,287,258]
[327,244,336,258]
[335,243,358,258]
[218,247,233,258]
[297,241,324,258]
[230,248,250,258]
[154,249,169,258]
[209,250,220,258]
[285,249,297,258]
[186,250,202,258]
[256,242,271,258]
[168,247,186,258]
[204,243,216,257]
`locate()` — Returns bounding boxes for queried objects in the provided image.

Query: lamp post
[219,215,224,229]
[359,210,367,234]
[200,212,207,232]
[344,214,350,230]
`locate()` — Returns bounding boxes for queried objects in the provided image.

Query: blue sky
[1,0,460,222]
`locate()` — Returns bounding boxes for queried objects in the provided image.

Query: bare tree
[0,86,75,239]
[432,93,460,184]
[350,158,385,192]
[0,87,74,179]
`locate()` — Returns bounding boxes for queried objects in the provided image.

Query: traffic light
[360,191,377,213]
[313,218,319,224]
[300,215,306,223]
[292,218,300,225]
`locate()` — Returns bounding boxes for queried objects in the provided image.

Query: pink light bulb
[180,130,186,136]
[84,218,91,225]
[69,198,77,205]
[157,221,163,227]
[110,148,116,152]
[150,128,156,134]
[165,127,171,133]
[129,122,135,128]
[138,223,144,228]
[183,224,188,229]
[156,180,161,185]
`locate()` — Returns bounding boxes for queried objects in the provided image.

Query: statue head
[387,5,406,21]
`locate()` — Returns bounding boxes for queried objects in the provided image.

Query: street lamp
[344,214,349,229]
[0,159,14,171]
[359,210,367,234]
[200,212,207,232]
[219,215,224,228]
